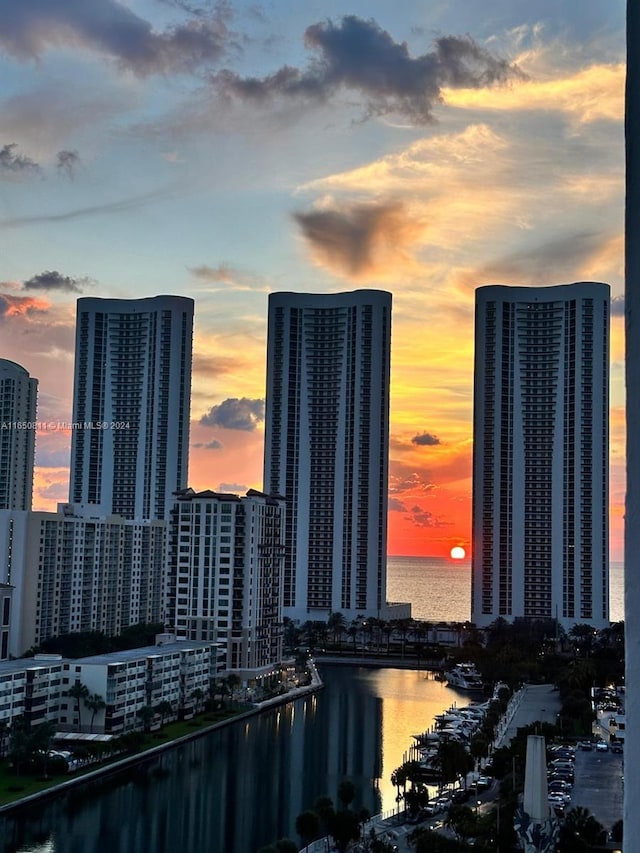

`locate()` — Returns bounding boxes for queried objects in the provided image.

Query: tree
[327,809,360,852]
[136,705,154,733]
[191,688,204,714]
[337,779,356,810]
[558,806,607,851]
[66,680,90,731]
[154,700,174,728]
[295,810,320,847]
[328,612,346,646]
[436,738,473,787]
[85,692,106,733]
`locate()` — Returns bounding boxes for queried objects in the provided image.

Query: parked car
[595,740,609,752]
[577,740,593,751]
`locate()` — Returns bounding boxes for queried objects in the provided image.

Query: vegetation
[24,622,166,659]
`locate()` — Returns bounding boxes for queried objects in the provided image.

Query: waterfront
[387,556,624,623]
[0,666,468,853]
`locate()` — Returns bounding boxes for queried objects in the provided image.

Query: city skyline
[0,0,625,559]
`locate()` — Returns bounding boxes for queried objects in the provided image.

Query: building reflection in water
[0,665,467,853]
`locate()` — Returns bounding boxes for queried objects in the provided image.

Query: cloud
[0,142,40,176]
[0,186,176,230]
[406,504,449,528]
[611,295,625,316]
[192,353,251,376]
[294,200,423,278]
[0,293,49,319]
[193,438,223,449]
[388,497,407,512]
[37,481,69,500]
[218,482,247,493]
[200,397,264,430]
[189,263,266,291]
[210,17,523,123]
[388,468,437,495]
[0,0,234,76]
[456,232,613,293]
[443,62,623,126]
[56,149,81,179]
[35,447,72,468]
[412,432,441,446]
[23,270,92,293]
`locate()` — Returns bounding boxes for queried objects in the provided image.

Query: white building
[170,489,285,682]
[472,283,610,630]
[59,638,218,734]
[0,654,65,729]
[263,290,392,622]
[0,639,221,735]
[0,505,167,656]
[69,296,194,521]
[0,359,37,511]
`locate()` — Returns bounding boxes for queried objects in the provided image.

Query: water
[387,555,624,624]
[0,666,467,853]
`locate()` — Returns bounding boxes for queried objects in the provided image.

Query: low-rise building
[0,637,223,735]
[59,637,220,734]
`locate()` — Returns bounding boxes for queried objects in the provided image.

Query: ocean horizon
[387,555,624,624]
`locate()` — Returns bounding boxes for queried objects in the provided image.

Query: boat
[444,663,484,691]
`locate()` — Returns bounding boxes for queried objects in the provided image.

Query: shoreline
[0,662,324,816]
[315,654,445,672]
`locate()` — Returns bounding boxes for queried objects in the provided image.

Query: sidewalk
[494,684,562,748]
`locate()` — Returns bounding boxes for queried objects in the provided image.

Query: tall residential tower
[472,283,609,630]
[69,296,193,521]
[0,359,37,511]
[264,290,392,622]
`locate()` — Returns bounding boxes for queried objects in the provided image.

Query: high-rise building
[69,296,193,521]
[0,505,168,656]
[264,290,392,622]
[471,282,610,630]
[169,488,285,680]
[0,359,37,511]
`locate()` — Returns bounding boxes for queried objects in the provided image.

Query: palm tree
[328,612,346,646]
[154,700,174,728]
[136,704,154,733]
[66,680,90,731]
[191,687,204,714]
[84,692,106,733]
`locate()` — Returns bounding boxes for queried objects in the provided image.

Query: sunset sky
[0,0,626,559]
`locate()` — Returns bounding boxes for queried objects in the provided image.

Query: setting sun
[450,546,466,560]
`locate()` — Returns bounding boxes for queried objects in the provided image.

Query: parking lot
[571,746,623,831]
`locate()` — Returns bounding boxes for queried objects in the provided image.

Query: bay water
[387,555,624,624]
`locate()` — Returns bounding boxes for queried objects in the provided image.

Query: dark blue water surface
[0,665,465,853]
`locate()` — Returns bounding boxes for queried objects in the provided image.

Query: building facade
[263,290,391,622]
[0,359,37,511]
[472,283,610,630]
[0,505,167,656]
[0,639,221,734]
[69,296,194,521]
[169,489,285,681]
[59,638,218,734]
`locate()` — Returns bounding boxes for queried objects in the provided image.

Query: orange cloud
[0,293,49,318]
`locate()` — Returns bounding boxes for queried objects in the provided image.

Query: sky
[0,0,626,560]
